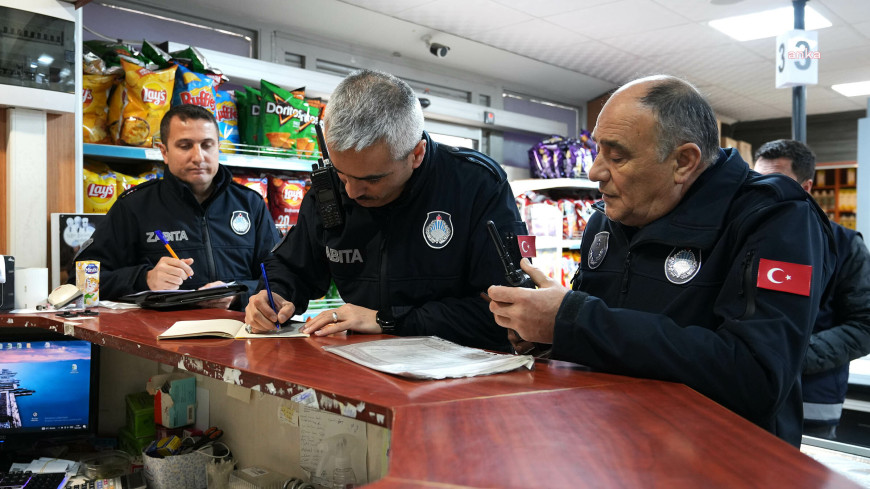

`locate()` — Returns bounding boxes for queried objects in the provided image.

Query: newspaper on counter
[322,336,535,380]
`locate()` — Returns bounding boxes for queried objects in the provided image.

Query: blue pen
[260,263,281,329]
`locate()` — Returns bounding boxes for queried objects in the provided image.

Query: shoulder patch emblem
[664,248,702,284]
[588,231,609,269]
[422,211,453,249]
[231,211,251,235]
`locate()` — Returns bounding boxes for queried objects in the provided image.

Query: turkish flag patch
[756,258,812,296]
[517,235,537,258]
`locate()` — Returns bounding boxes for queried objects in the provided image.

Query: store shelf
[510,177,598,196]
[83,143,314,172]
[563,239,583,250]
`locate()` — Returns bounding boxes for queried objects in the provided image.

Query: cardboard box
[125,391,156,438]
[147,373,196,428]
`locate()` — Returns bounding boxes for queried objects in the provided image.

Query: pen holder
[143,449,209,489]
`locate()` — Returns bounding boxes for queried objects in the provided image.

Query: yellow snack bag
[83,166,118,213]
[82,74,116,144]
[107,79,126,144]
[115,169,148,197]
[120,59,176,146]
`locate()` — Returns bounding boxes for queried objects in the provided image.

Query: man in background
[75,104,278,309]
[245,69,527,352]
[755,138,870,440]
[487,75,835,447]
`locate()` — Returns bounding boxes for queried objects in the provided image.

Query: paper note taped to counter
[322,336,535,380]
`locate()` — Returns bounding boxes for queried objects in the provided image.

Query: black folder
[119,283,248,309]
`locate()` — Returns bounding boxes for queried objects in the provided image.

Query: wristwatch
[376,308,400,334]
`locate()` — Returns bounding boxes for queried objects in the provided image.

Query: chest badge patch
[588,231,609,269]
[665,247,702,284]
[423,211,453,249]
[231,211,251,235]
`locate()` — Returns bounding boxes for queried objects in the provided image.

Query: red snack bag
[268,177,307,231]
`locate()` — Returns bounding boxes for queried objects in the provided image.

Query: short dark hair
[754,139,816,183]
[159,104,218,145]
[637,76,720,166]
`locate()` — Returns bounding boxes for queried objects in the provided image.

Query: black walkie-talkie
[486,221,534,288]
[486,221,552,358]
[311,124,345,229]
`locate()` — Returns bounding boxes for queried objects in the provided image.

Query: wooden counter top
[2,309,860,488]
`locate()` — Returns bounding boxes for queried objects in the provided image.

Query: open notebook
[157,319,308,339]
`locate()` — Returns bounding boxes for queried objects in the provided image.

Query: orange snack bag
[82,74,116,144]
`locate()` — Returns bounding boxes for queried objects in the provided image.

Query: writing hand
[245,290,295,332]
[147,256,194,290]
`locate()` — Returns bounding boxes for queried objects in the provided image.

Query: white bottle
[332,451,355,489]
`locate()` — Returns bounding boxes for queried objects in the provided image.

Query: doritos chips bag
[234,90,249,148]
[244,86,261,147]
[83,163,118,213]
[215,90,240,153]
[120,59,176,146]
[260,81,319,157]
[172,63,216,114]
[82,74,116,144]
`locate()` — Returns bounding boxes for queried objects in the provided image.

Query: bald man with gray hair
[488,75,835,446]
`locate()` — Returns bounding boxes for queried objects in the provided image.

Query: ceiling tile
[850,21,870,39]
[649,0,791,22]
[601,22,735,57]
[814,0,870,24]
[338,0,434,15]
[473,19,590,56]
[544,0,689,39]
[395,0,533,36]
[491,0,618,17]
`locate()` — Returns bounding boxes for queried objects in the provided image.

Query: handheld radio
[311,124,345,229]
[486,221,552,358]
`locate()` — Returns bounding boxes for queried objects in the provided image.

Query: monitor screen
[0,328,99,452]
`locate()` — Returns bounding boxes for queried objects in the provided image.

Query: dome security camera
[429,43,450,57]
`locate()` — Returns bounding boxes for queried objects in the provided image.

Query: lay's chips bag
[268,177,307,230]
[106,78,126,144]
[215,90,240,153]
[82,73,117,144]
[83,162,118,213]
[120,59,176,146]
[172,63,216,114]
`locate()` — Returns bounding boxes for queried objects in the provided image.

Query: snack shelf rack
[510,177,597,196]
[83,143,314,172]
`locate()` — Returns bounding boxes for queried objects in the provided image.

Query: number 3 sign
[776,29,819,88]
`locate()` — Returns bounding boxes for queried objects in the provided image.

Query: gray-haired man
[246,69,527,352]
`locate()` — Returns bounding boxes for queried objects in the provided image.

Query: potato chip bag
[260,80,318,157]
[215,90,240,153]
[172,63,216,114]
[120,59,176,146]
[234,90,249,148]
[115,169,148,197]
[140,162,164,181]
[106,78,126,144]
[232,174,268,204]
[83,165,118,213]
[268,177,307,229]
[244,86,262,147]
[82,74,116,144]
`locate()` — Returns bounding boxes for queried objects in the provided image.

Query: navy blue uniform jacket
[264,132,527,352]
[76,165,279,309]
[557,148,835,446]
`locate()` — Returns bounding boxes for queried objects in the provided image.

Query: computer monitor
[0,327,99,456]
